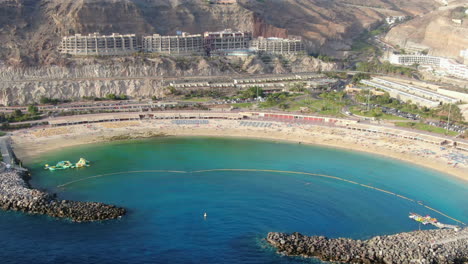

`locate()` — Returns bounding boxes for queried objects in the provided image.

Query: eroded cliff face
[0,0,440,66]
[0,55,337,105]
[384,4,468,59]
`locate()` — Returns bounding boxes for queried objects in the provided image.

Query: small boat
[45,158,90,171]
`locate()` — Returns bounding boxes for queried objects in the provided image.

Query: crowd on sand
[11,118,468,181]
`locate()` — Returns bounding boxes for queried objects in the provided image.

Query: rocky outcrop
[252,13,288,39]
[385,4,468,59]
[267,229,468,263]
[0,55,337,105]
[0,170,126,222]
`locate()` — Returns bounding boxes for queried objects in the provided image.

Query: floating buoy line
[56,168,466,226]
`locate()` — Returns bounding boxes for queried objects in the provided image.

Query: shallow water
[2,137,467,263]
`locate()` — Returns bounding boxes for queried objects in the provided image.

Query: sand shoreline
[11,119,468,182]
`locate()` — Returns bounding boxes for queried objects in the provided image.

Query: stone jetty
[0,170,125,222]
[267,228,468,263]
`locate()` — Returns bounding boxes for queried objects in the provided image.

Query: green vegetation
[39,96,61,105]
[317,55,335,62]
[353,91,465,124]
[351,73,371,84]
[166,86,182,96]
[232,102,254,108]
[28,105,39,115]
[289,82,307,92]
[369,26,389,36]
[355,61,416,77]
[451,7,467,20]
[82,94,129,101]
[283,91,348,116]
[182,97,212,102]
[350,23,389,57]
[184,89,224,100]
[0,109,41,123]
[324,71,348,79]
[0,131,6,137]
[240,86,264,99]
[349,106,407,120]
[260,92,291,110]
[0,122,34,130]
[106,94,128,100]
[395,122,458,136]
[351,39,376,53]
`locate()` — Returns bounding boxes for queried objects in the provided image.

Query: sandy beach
[11,119,468,182]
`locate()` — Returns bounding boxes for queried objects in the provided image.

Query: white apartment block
[59,33,138,56]
[203,29,252,53]
[249,37,305,55]
[388,54,468,80]
[388,54,441,67]
[143,32,204,55]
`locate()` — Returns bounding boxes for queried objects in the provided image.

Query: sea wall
[0,169,125,222]
[267,229,468,263]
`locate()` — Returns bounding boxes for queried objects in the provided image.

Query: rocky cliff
[0,0,440,66]
[0,55,336,105]
[384,3,468,59]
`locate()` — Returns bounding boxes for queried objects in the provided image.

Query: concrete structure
[389,54,441,67]
[403,42,430,54]
[388,54,468,80]
[249,37,305,55]
[385,16,407,25]
[59,33,138,56]
[344,85,385,96]
[369,78,459,104]
[440,59,468,80]
[460,49,468,65]
[361,79,441,108]
[203,29,252,54]
[142,32,204,55]
[60,30,309,57]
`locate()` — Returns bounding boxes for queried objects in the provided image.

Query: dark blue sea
[2,137,467,263]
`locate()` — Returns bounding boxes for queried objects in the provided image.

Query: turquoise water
[1,137,467,263]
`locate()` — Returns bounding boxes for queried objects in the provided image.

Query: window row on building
[59,30,306,56]
[59,33,138,56]
[388,54,468,80]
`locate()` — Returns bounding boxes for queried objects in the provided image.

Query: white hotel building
[388,54,468,80]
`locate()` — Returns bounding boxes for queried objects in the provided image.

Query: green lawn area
[349,106,408,120]
[395,122,458,136]
[285,99,346,117]
[232,102,254,108]
[181,97,212,102]
[0,131,5,137]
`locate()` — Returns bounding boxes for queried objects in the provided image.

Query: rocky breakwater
[267,228,468,263]
[0,170,125,222]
